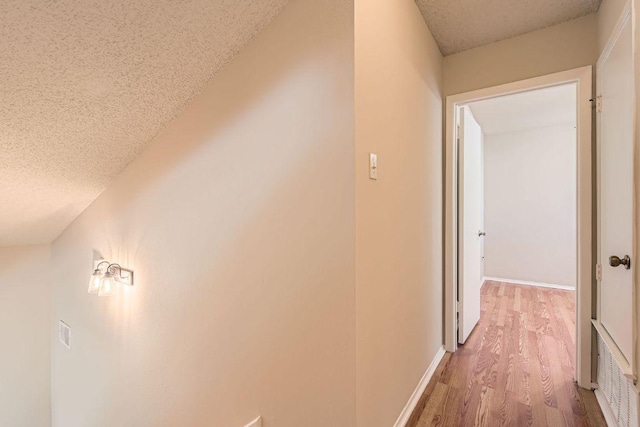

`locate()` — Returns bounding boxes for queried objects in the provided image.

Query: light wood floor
[411,281,607,427]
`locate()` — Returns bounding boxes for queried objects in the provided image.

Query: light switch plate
[243,416,262,427]
[369,153,378,180]
[58,320,71,349]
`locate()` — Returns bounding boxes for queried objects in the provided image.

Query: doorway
[444,66,593,389]
[458,84,579,343]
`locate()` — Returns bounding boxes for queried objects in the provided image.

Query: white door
[597,10,634,366]
[458,106,484,344]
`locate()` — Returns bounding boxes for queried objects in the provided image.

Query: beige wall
[444,0,629,96]
[443,14,598,95]
[50,1,356,426]
[354,0,443,425]
[0,245,51,427]
[599,0,628,52]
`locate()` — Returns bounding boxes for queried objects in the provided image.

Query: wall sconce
[88,260,134,297]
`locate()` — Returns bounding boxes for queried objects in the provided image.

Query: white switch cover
[58,320,71,349]
[243,416,262,427]
[369,153,378,180]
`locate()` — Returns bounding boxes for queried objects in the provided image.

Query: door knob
[478,231,486,237]
[609,255,631,270]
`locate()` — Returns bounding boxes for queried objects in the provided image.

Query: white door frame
[444,66,593,389]
[593,0,637,382]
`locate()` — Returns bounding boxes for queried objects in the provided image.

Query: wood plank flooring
[411,280,607,427]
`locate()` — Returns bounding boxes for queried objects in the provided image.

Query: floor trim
[594,388,619,427]
[394,346,446,427]
[483,276,575,291]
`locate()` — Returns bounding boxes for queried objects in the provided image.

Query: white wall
[354,0,443,425]
[483,125,577,287]
[0,245,51,427]
[50,1,356,426]
[444,14,598,95]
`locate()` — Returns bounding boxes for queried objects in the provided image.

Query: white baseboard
[595,388,619,427]
[483,276,575,291]
[393,346,446,427]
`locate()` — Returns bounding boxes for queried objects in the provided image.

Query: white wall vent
[596,334,638,427]
[58,320,71,349]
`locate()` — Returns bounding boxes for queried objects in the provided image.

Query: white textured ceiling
[468,84,577,135]
[0,0,288,246]
[415,0,601,55]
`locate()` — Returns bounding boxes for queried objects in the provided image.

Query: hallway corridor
[413,281,606,426]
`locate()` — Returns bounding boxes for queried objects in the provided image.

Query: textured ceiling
[0,0,288,246]
[468,84,576,135]
[415,0,601,55]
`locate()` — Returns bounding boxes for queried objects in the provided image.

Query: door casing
[593,0,637,382]
[444,66,593,389]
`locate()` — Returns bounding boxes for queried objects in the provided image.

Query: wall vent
[58,320,71,349]
[596,334,638,426]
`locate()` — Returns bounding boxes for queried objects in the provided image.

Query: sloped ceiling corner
[0,0,289,246]
[415,0,601,55]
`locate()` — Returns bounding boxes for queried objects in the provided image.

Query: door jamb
[444,66,594,389]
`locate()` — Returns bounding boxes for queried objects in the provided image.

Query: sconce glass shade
[98,271,117,297]
[87,269,103,294]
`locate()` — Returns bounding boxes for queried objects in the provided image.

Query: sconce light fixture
[88,260,134,297]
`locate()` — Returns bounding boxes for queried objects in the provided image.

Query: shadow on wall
[51,1,355,426]
[0,245,51,427]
